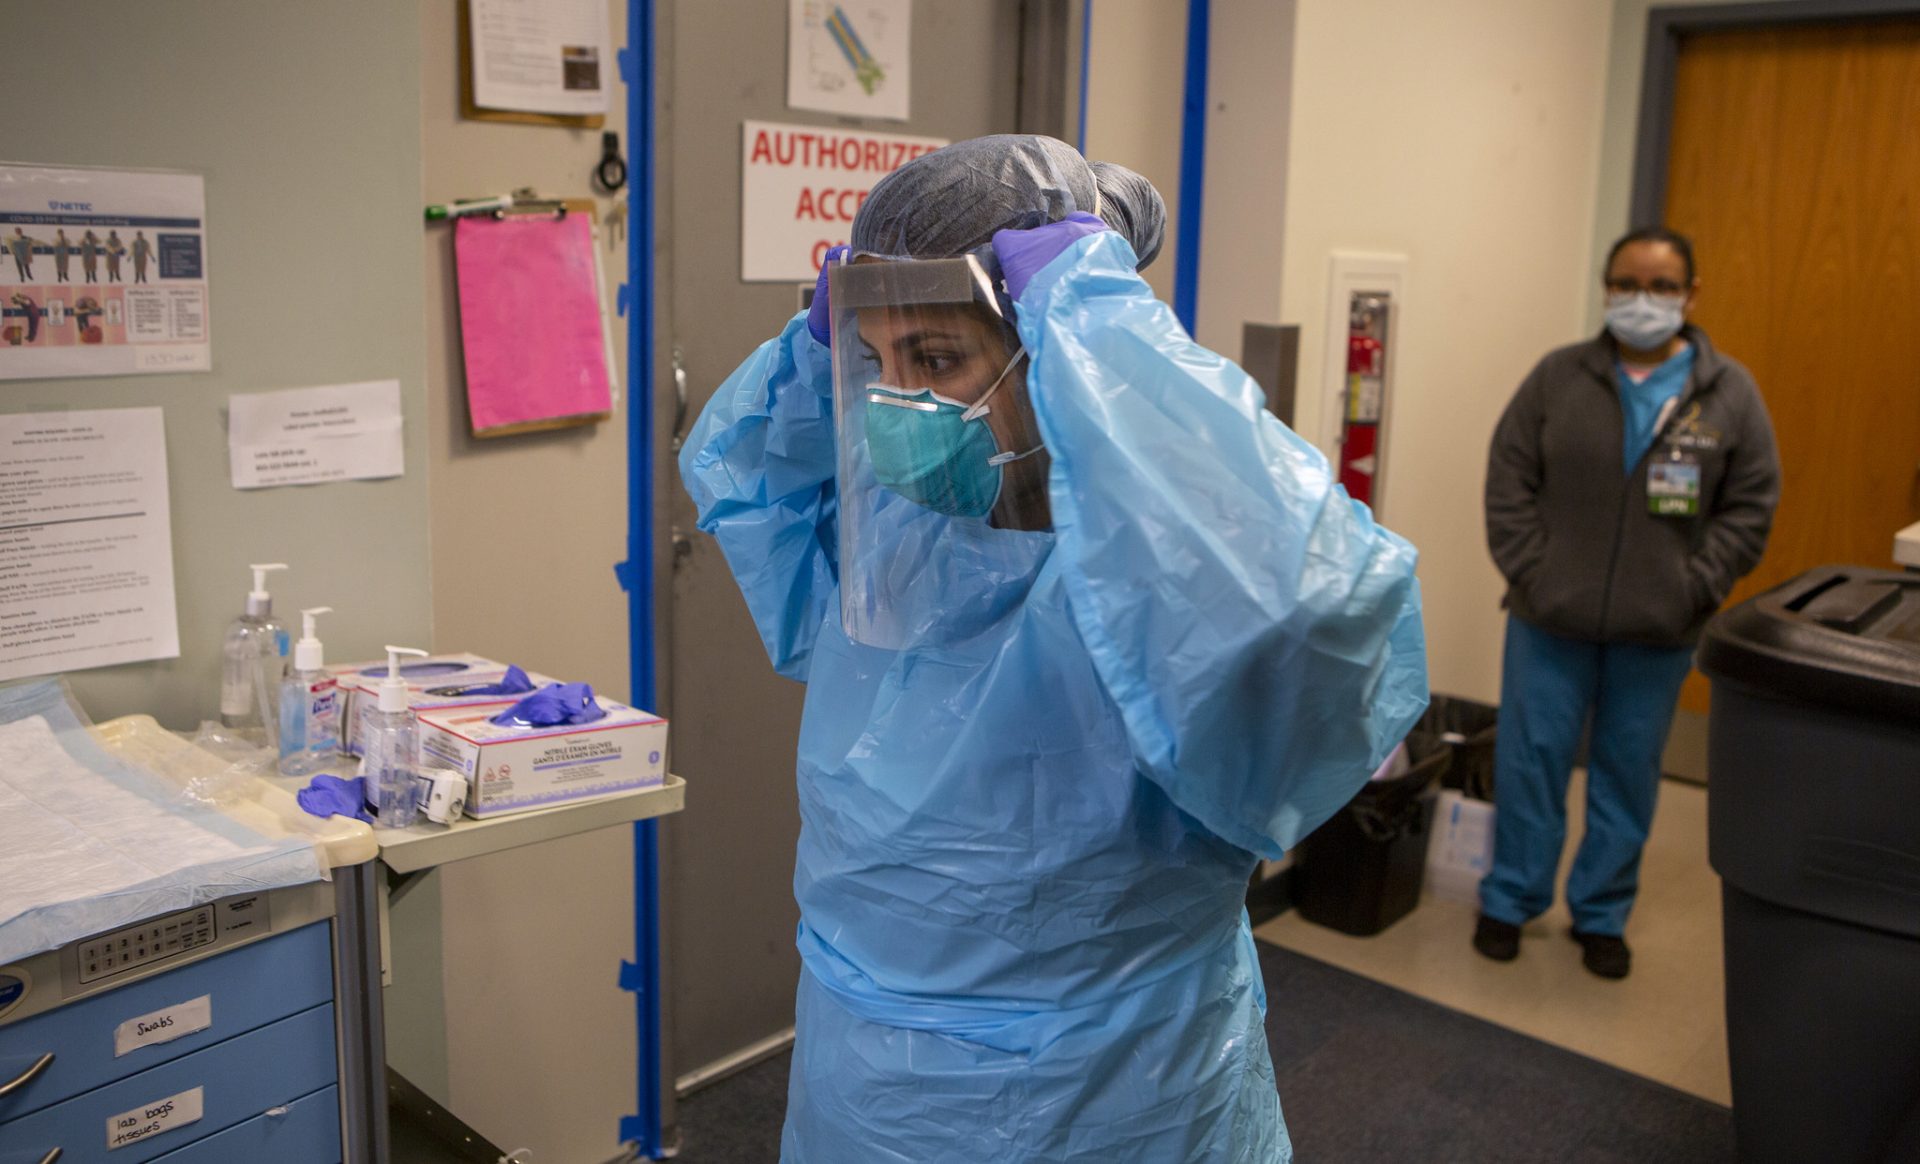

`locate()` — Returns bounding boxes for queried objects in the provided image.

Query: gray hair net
[851,135,1166,270]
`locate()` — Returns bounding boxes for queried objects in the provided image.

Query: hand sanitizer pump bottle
[278,606,339,777]
[220,563,290,743]
[366,644,430,827]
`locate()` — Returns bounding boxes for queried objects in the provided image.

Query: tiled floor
[1256,773,1730,1105]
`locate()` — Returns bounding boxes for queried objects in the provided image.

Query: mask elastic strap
[961,348,1028,423]
[987,443,1044,468]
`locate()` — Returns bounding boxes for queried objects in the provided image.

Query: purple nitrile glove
[453,664,533,697]
[297,773,375,824]
[991,212,1109,302]
[806,244,851,347]
[490,681,607,728]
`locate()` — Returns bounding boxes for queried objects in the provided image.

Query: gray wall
[1196,0,1295,356]
[1,1,431,726]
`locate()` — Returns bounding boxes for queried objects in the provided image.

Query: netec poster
[0,164,211,381]
[740,120,947,283]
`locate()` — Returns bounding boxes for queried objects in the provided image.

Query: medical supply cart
[0,713,381,1164]
[1,696,684,1164]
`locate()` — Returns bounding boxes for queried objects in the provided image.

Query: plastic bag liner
[0,679,325,964]
[1347,731,1450,842]
[1417,696,1498,800]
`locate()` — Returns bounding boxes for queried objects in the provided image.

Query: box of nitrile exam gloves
[330,653,559,756]
[414,700,668,818]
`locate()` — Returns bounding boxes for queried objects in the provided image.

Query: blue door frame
[617,0,663,1157]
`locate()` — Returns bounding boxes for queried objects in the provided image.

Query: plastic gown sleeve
[1014,233,1429,859]
[678,312,838,682]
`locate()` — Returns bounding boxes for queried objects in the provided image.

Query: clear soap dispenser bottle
[364,645,429,827]
[220,562,290,744]
[278,606,338,777]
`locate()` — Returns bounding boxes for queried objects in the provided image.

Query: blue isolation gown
[680,231,1428,1163]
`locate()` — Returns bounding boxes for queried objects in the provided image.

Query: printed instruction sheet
[0,165,211,380]
[228,379,405,489]
[0,408,180,682]
[470,0,613,116]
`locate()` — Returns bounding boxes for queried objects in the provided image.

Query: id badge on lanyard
[1648,445,1701,516]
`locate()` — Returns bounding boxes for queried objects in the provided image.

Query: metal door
[655,0,1052,1106]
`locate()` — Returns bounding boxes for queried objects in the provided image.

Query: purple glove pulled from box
[297,774,374,824]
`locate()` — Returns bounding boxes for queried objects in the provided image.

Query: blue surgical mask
[865,349,1035,519]
[1605,291,1686,351]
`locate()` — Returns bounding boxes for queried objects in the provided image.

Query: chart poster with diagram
[788,0,911,122]
[0,164,211,381]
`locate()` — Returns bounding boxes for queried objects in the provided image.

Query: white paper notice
[788,0,912,121]
[114,995,213,1057]
[471,0,613,116]
[228,380,404,490]
[0,165,211,381]
[108,1086,204,1150]
[0,408,179,682]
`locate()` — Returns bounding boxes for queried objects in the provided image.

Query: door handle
[38,1149,64,1164]
[670,343,690,452]
[0,1051,52,1096]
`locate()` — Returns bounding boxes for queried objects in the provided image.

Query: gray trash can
[1697,565,1920,1164]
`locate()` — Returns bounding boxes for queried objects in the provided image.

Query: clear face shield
[827,253,1053,649]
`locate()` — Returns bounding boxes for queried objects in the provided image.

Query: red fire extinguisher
[1337,294,1390,508]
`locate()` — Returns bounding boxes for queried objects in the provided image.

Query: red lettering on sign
[751,126,938,176]
[795,188,817,220]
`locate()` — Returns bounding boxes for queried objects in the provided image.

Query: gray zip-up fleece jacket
[1485,324,1780,647]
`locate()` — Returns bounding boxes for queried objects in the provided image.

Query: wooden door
[1665,18,1920,713]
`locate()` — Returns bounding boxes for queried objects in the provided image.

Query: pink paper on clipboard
[454,212,612,435]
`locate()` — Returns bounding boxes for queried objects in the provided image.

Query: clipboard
[459,0,609,129]
[452,198,619,438]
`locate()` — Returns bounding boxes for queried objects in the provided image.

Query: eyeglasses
[1604,277,1689,298]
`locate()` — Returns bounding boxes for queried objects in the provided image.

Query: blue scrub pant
[1479,616,1695,936]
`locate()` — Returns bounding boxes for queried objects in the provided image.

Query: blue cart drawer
[147,1083,340,1164]
[0,921,332,1121]
[0,1002,336,1163]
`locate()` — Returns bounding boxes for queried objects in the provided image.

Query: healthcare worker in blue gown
[681,135,1429,1163]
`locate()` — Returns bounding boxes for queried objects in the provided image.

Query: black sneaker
[1472,915,1520,961]
[1571,929,1631,979]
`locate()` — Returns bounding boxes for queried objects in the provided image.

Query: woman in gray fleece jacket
[1475,227,1780,979]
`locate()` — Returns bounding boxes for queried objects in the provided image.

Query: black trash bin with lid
[1293,731,1450,936]
[1697,565,1920,1164]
